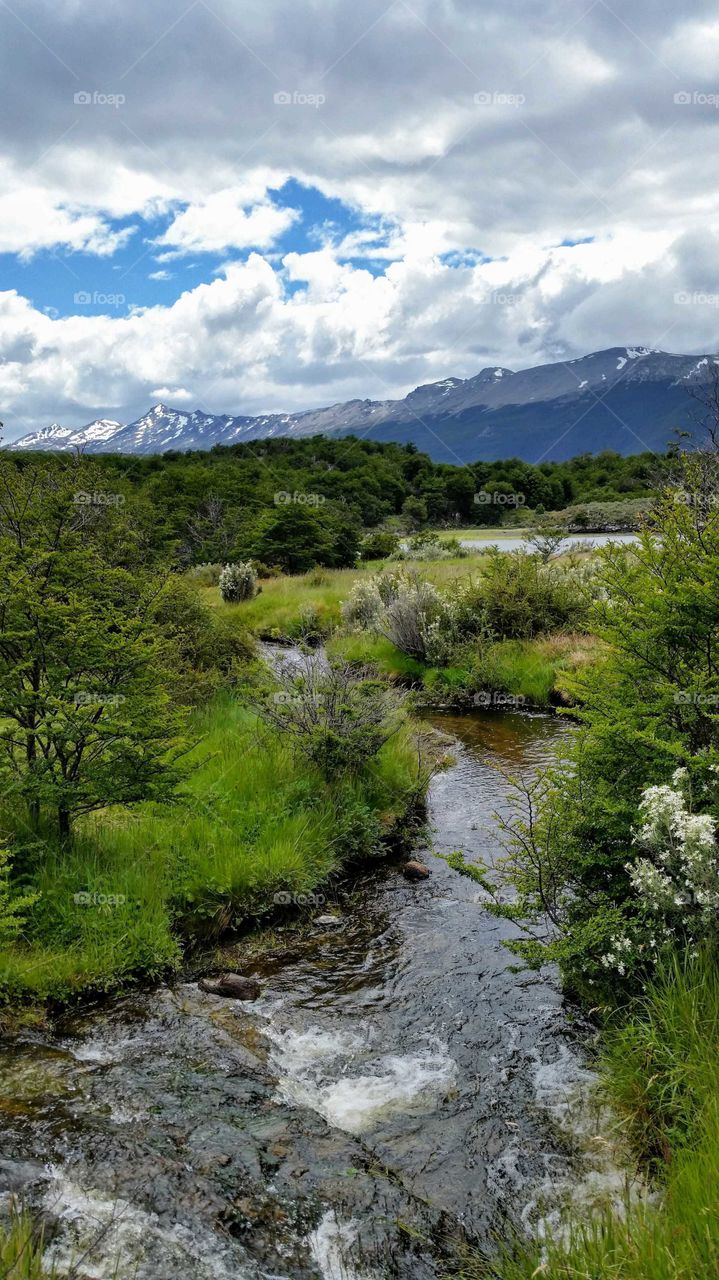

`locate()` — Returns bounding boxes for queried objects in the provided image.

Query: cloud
[3,228,719,440]
[155,190,298,255]
[0,0,718,435]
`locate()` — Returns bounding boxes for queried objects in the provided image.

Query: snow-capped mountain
[7,418,122,453]
[7,348,718,463]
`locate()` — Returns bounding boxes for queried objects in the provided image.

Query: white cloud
[155,189,299,255]
[0,0,718,435]
[3,226,719,440]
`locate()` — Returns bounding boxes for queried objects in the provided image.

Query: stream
[0,708,625,1279]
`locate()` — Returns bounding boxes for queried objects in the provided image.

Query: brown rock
[402,859,430,881]
[199,973,261,1001]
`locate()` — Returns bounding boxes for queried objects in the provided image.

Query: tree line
[5,435,666,570]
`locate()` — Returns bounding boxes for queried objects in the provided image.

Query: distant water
[460,531,639,553]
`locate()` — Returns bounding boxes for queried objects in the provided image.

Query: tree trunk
[57,806,71,841]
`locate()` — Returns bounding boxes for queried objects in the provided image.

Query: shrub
[342,569,453,662]
[599,768,719,985]
[185,562,223,587]
[393,531,466,561]
[153,576,253,704]
[382,576,453,662]
[219,560,257,602]
[250,657,403,777]
[471,547,587,638]
[359,530,400,560]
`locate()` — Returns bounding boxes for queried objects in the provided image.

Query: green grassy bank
[0,693,431,1014]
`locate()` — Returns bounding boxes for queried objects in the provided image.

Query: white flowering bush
[601,768,719,979]
[341,569,454,662]
[219,561,257,603]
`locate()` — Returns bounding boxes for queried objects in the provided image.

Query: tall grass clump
[0,1207,53,1279]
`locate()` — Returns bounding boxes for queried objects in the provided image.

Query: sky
[1,0,719,441]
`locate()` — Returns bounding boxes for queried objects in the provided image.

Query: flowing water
[0,708,625,1279]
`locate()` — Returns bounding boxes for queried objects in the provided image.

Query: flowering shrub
[601,768,719,979]
[219,561,257,603]
[341,569,453,661]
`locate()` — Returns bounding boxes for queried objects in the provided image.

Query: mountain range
[7,347,718,463]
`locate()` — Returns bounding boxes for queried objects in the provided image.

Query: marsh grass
[328,631,603,706]
[0,1207,53,1279]
[202,556,482,640]
[0,696,428,1007]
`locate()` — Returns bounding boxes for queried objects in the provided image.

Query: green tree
[451,452,719,1001]
[0,460,187,840]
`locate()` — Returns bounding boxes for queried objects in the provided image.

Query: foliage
[467,546,589,639]
[152,575,253,704]
[218,559,257,602]
[0,693,430,1002]
[0,845,38,942]
[394,531,468,561]
[599,768,719,984]
[447,452,719,1001]
[256,503,360,574]
[359,529,400,560]
[0,459,188,839]
[249,656,404,777]
[185,561,223,586]
[0,1205,54,1279]
[3,441,665,574]
[342,569,452,662]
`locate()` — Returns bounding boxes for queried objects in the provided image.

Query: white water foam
[41,1170,259,1280]
[308,1210,381,1280]
[265,1023,457,1135]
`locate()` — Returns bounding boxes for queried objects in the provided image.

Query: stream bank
[0,709,628,1279]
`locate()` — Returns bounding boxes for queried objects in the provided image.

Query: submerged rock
[402,859,430,881]
[198,973,261,1001]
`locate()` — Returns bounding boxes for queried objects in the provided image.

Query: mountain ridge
[7,347,717,463]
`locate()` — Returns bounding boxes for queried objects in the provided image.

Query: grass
[427,526,529,541]
[328,630,603,706]
[202,555,484,640]
[0,694,430,1010]
[455,951,719,1279]
[0,1208,53,1278]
